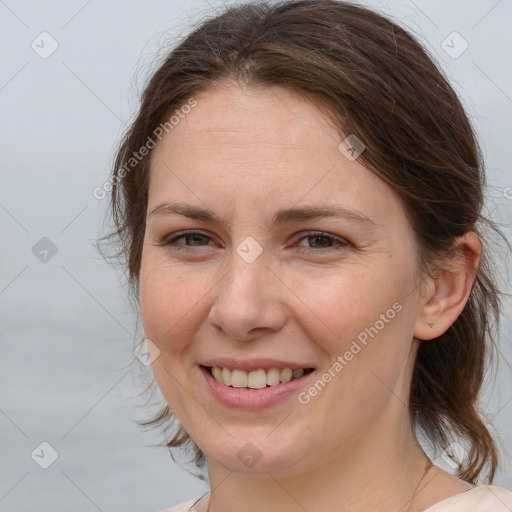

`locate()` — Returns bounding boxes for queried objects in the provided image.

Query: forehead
[148,83,406,228]
[161,83,342,152]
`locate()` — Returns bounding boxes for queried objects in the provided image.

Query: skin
[139,82,479,512]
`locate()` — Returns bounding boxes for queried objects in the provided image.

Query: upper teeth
[211,367,306,389]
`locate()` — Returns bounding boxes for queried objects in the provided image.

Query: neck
[206,407,430,512]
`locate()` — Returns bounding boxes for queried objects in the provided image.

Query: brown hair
[100,0,509,483]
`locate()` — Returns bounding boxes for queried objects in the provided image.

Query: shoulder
[158,496,201,512]
[426,485,512,511]
[159,487,512,512]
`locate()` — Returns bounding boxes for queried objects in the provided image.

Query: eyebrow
[148,201,376,228]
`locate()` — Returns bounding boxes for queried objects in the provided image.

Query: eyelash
[158,230,351,255]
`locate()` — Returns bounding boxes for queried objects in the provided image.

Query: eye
[294,232,350,253]
[157,230,351,255]
[158,230,215,252]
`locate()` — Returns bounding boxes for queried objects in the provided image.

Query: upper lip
[200,358,316,372]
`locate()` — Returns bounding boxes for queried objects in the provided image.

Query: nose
[208,248,288,342]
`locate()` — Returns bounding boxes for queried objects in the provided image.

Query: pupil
[189,235,206,245]
[311,235,329,248]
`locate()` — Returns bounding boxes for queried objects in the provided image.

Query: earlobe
[413,232,482,341]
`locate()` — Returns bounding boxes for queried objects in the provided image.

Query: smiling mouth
[201,365,315,390]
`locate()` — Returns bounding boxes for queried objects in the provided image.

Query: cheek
[282,262,415,405]
[279,263,405,350]
[139,256,199,350]
[139,259,207,404]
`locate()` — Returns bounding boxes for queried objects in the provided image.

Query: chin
[202,436,309,476]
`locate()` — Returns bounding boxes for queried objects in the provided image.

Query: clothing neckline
[190,484,482,512]
[421,484,480,511]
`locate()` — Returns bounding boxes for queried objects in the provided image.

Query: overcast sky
[1,1,511,511]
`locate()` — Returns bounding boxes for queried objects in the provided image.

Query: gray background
[1,0,511,510]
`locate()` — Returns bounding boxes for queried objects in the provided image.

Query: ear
[413,232,482,341]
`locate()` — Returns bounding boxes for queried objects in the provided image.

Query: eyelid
[293,232,351,254]
[157,229,215,247]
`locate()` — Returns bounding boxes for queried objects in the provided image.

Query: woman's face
[140,83,426,476]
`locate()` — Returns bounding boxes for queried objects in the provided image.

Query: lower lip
[200,366,316,409]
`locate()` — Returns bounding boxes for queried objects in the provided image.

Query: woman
[101,1,512,510]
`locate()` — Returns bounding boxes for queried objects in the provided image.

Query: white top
[161,485,512,512]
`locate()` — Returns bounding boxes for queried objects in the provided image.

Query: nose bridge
[221,241,269,307]
[209,239,286,339]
